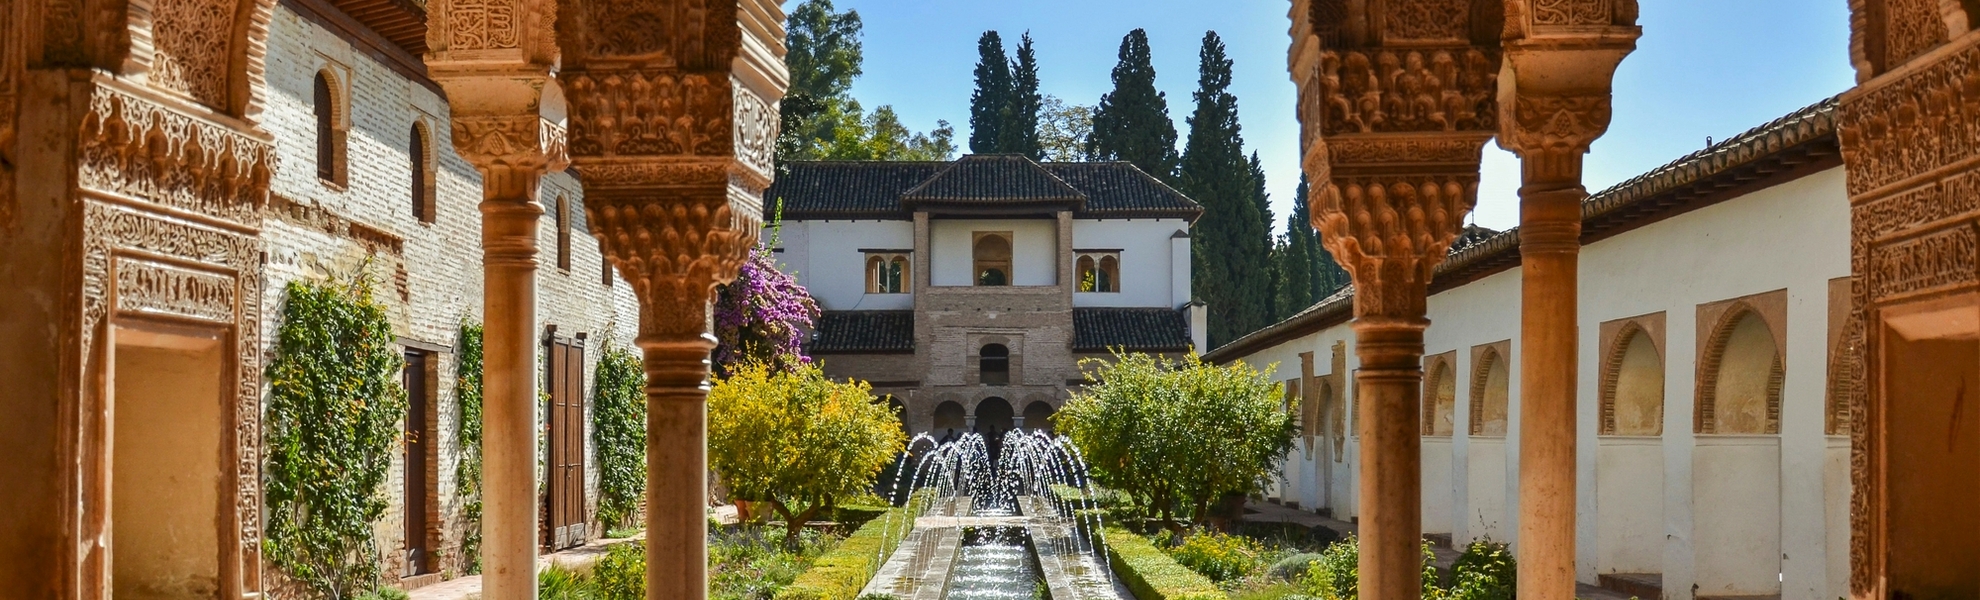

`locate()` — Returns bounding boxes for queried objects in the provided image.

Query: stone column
[424,5,565,597]
[1496,6,1637,599]
[1288,2,1504,598]
[554,1,786,598]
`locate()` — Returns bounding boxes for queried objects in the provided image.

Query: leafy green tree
[1088,29,1179,180]
[1038,95,1094,162]
[592,343,647,529]
[1180,32,1274,348]
[779,0,950,163]
[1057,351,1295,532]
[264,275,407,600]
[998,32,1044,159]
[969,31,1013,154]
[708,362,908,547]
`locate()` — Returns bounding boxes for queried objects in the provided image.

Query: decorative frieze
[1867,224,1979,299]
[79,85,274,225]
[114,257,238,323]
[1838,45,1980,197]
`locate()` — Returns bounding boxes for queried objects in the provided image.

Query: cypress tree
[1088,29,1179,180]
[1180,32,1273,348]
[1289,174,1352,298]
[1279,180,1317,317]
[999,33,1044,159]
[969,31,1013,154]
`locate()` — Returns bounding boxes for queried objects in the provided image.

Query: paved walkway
[406,531,644,600]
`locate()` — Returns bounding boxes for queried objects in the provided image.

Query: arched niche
[979,343,1010,385]
[1698,307,1783,435]
[1601,322,1666,436]
[1470,345,1511,437]
[1423,354,1457,436]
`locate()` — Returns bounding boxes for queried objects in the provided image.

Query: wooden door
[403,351,434,574]
[545,337,588,550]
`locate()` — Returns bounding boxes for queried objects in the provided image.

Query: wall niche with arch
[1691,289,1788,597]
[1421,350,1458,537]
[1465,340,1512,543]
[1594,312,1667,577]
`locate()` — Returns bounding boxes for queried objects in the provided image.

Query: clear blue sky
[816,0,1856,232]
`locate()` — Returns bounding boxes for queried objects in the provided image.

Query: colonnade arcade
[1291,0,1980,599]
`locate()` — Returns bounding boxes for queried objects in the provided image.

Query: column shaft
[481,167,545,600]
[644,336,718,600]
[1356,319,1428,600]
[1516,183,1583,600]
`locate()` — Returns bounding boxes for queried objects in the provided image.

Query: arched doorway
[1022,401,1057,435]
[933,401,967,443]
[975,398,1015,465]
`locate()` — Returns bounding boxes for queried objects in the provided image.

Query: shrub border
[1103,526,1223,600]
[773,506,917,600]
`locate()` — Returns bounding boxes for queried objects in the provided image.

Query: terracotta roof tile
[808,311,914,354]
[767,156,1201,220]
[1073,307,1193,352]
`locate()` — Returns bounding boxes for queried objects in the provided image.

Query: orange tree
[1057,351,1294,531]
[708,362,906,547]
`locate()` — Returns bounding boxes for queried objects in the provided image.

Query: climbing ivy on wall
[454,321,485,574]
[264,275,408,600]
[593,343,648,529]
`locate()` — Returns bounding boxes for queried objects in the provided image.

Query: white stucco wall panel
[931,219,1059,287]
[776,220,916,310]
[1467,438,1510,543]
[1423,438,1455,535]
[1596,438,1664,574]
[1692,436,1783,597]
[1070,219,1189,307]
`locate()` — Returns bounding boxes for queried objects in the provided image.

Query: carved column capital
[1496,1,1641,185]
[451,113,570,174]
[1308,147,1484,320]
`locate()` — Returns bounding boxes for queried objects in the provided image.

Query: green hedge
[1104,526,1223,600]
[773,507,915,600]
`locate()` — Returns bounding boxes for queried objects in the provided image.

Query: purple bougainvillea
[712,243,820,377]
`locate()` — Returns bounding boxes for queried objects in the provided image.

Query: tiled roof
[1044,162,1201,218]
[1073,307,1194,352]
[1204,97,1843,363]
[901,155,1086,208]
[768,156,1202,220]
[807,311,915,354]
[768,162,944,219]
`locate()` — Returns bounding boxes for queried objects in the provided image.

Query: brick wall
[263,4,640,585]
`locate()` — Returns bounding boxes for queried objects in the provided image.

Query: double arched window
[1075,252,1120,292]
[865,253,910,294]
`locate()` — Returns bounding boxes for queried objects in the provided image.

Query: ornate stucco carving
[563,70,732,158]
[1310,167,1481,319]
[586,192,758,338]
[1837,45,1980,198]
[78,85,275,225]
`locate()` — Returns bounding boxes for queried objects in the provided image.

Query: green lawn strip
[1103,526,1224,600]
[773,506,916,600]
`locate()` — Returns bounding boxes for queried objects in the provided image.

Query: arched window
[1470,348,1510,436]
[1075,252,1121,292]
[1601,326,1665,436]
[865,253,909,294]
[313,71,345,185]
[1424,360,1457,436]
[554,195,572,271]
[979,343,1009,385]
[410,123,435,223]
[974,233,1012,286]
[1699,310,1783,435]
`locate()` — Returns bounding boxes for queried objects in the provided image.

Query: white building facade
[770,155,1206,438]
[1206,101,1852,600]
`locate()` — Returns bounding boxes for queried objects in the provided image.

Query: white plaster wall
[1423,438,1455,535]
[1693,437,1783,596]
[931,219,1059,287]
[1237,166,1849,598]
[776,220,915,310]
[1596,438,1664,574]
[1070,219,1190,308]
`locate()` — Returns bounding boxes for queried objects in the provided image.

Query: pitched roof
[769,156,1202,220]
[1073,307,1194,352]
[1204,97,1843,363]
[807,311,915,354]
[901,155,1087,210]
